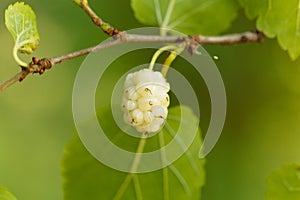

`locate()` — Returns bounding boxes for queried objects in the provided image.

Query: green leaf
[239,0,300,60]
[62,105,205,200]
[238,0,268,19]
[131,0,239,35]
[5,2,40,66]
[0,187,18,200]
[266,164,300,200]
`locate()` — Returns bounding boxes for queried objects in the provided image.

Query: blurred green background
[1,0,300,200]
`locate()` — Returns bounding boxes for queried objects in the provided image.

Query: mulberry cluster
[122,69,170,133]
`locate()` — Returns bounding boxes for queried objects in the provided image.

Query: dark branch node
[241,35,249,42]
[38,58,53,70]
[175,36,186,43]
[91,17,101,27]
[19,67,30,82]
[186,35,200,55]
[253,30,265,43]
[104,27,119,36]
[18,58,53,82]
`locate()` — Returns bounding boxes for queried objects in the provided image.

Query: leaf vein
[133,175,143,200]
[169,164,191,196]
[161,0,176,29]
[158,131,169,200]
[165,122,200,175]
[168,1,214,29]
[154,0,163,25]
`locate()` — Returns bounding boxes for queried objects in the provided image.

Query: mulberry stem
[149,45,180,70]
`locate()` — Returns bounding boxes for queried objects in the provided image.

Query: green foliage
[131,0,239,35]
[62,105,205,200]
[5,2,39,66]
[266,164,300,200]
[238,0,267,19]
[239,0,300,60]
[0,187,17,200]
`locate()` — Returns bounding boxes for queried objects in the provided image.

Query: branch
[0,2,265,92]
[77,1,119,36]
[50,38,123,65]
[191,30,264,45]
[0,30,264,92]
[0,39,123,92]
[0,71,26,92]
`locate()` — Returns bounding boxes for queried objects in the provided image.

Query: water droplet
[213,55,219,60]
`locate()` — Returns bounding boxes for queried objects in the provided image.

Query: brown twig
[192,30,265,45]
[0,72,26,92]
[0,1,265,92]
[125,31,265,45]
[0,31,264,92]
[50,38,123,64]
[80,1,119,36]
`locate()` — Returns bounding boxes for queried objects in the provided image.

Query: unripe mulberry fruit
[122,69,170,133]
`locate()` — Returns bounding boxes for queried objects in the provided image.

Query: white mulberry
[122,69,170,133]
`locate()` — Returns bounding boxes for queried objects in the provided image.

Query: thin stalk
[13,46,28,67]
[161,45,184,77]
[149,45,179,70]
